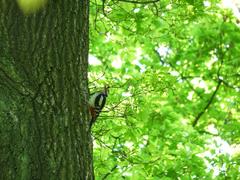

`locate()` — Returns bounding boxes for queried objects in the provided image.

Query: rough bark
[0,0,93,179]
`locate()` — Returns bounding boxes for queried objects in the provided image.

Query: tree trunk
[0,0,93,179]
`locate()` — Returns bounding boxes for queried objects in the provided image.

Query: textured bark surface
[0,0,92,179]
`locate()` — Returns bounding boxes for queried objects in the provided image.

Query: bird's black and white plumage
[89,85,109,128]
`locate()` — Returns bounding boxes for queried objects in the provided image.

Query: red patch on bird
[89,106,97,119]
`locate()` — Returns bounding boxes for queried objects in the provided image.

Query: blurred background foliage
[89,0,240,179]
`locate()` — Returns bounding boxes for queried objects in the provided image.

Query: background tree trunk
[0,0,93,179]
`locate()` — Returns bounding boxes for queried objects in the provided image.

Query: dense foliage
[89,0,240,179]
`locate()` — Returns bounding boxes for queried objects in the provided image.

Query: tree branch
[118,0,159,4]
[154,49,204,99]
[102,165,118,179]
[192,79,222,127]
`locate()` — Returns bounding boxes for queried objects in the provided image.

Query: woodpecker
[89,85,109,128]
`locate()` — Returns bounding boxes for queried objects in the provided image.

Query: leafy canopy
[89,0,240,179]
